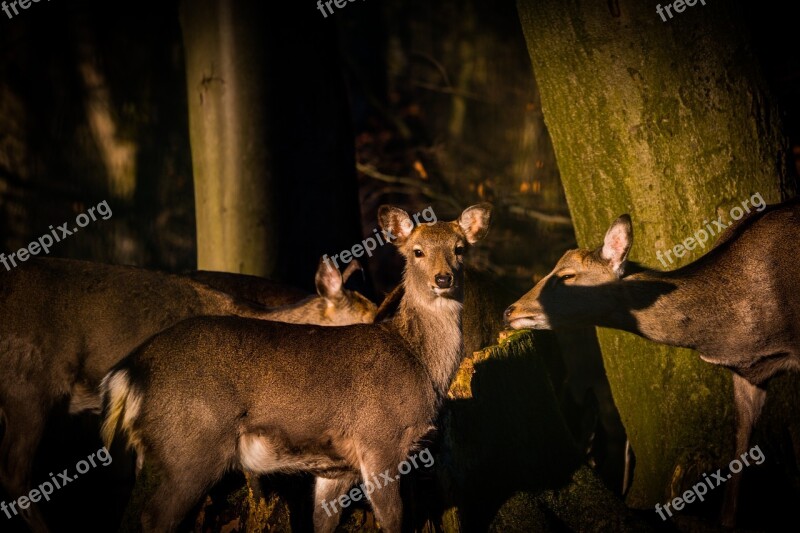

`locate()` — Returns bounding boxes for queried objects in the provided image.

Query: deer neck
[603,268,709,350]
[391,290,464,398]
[259,296,325,323]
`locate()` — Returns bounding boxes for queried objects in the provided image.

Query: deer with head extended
[101,203,492,533]
[0,257,374,532]
[504,198,800,526]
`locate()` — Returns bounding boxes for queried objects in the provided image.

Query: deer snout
[434,273,453,289]
[504,297,550,330]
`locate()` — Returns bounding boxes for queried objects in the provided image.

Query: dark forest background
[3,0,799,290]
[2,0,800,531]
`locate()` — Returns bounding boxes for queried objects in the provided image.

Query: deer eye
[414,249,425,258]
[559,273,576,282]
[455,245,465,256]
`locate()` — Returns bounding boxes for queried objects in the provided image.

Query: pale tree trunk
[166,2,365,529]
[180,0,275,276]
[517,0,794,509]
[180,0,361,287]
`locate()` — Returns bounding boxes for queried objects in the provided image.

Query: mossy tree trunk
[516,0,794,509]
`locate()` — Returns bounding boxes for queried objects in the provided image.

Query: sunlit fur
[505,201,800,526]
[0,257,374,532]
[100,203,492,533]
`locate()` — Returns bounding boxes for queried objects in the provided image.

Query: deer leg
[0,395,50,533]
[313,474,359,533]
[141,474,202,533]
[138,429,235,533]
[357,455,403,533]
[721,373,766,528]
[140,456,230,533]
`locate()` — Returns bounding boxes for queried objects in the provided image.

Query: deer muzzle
[503,301,551,330]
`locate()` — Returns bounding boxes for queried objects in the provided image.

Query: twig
[410,51,453,87]
[507,205,573,226]
[410,81,486,102]
[357,163,461,210]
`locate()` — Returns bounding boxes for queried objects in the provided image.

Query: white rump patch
[100,370,144,469]
[122,387,142,433]
[239,433,282,473]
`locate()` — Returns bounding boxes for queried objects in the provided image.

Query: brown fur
[189,270,308,307]
[101,204,492,533]
[505,199,800,526]
[0,257,373,532]
[375,266,514,356]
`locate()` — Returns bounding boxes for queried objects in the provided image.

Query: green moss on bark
[516,0,792,508]
[490,466,653,533]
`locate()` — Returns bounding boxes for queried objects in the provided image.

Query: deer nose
[504,305,515,323]
[435,273,453,289]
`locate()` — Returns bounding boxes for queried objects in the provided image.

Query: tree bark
[179,0,275,276]
[516,0,794,509]
[180,0,362,287]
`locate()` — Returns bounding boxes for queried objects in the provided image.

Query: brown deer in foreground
[504,198,800,526]
[0,257,374,532]
[374,266,515,357]
[101,203,492,533]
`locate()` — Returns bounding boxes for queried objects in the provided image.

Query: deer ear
[458,203,492,244]
[315,258,343,299]
[601,214,632,277]
[378,206,414,245]
[341,260,362,283]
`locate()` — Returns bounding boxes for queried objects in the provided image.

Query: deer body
[594,258,800,384]
[188,269,309,308]
[504,198,800,525]
[0,257,374,532]
[101,204,491,533]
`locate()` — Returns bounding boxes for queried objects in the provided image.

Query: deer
[100,203,492,533]
[374,266,516,357]
[0,256,375,532]
[503,198,800,527]
[191,259,375,326]
[187,270,310,308]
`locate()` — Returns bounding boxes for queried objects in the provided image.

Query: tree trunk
[179,0,275,276]
[516,0,794,509]
[180,0,361,287]
[171,3,365,528]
